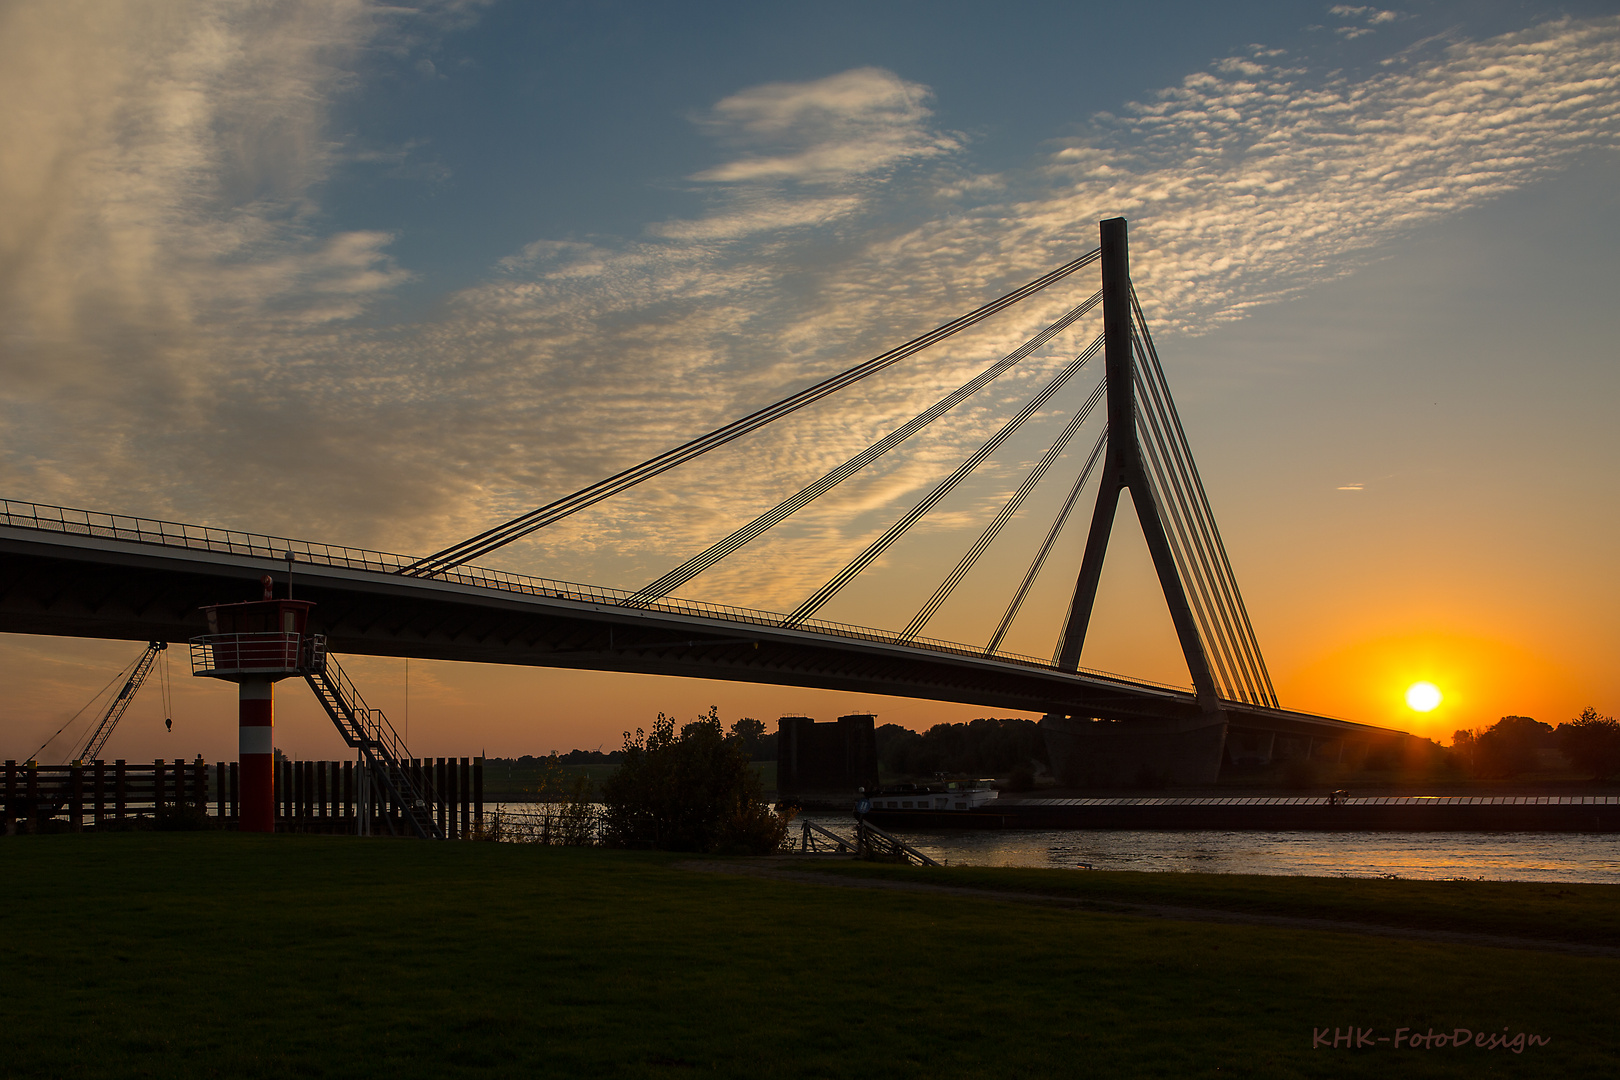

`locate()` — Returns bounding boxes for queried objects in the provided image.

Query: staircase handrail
[799,819,857,854]
[304,648,440,839]
[854,818,940,866]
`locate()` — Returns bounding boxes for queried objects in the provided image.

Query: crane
[72,641,169,763]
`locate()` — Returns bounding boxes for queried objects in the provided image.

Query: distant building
[776,714,879,798]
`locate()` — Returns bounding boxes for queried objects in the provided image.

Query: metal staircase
[301,637,442,839]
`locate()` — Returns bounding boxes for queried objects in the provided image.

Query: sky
[2,0,1618,763]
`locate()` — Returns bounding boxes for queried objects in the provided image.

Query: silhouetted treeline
[1452,708,1620,778]
[876,718,1046,780]
[492,750,625,768]
[485,716,777,773]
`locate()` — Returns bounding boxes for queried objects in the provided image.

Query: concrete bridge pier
[1041,713,1228,788]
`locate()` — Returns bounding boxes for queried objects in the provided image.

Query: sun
[1405,681,1443,712]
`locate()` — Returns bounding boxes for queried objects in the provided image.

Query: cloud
[690,67,959,184]
[1328,5,1402,39]
[434,15,1620,611]
[0,0,432,522]
[1017,16,1620,334]
[4,12,1620,633]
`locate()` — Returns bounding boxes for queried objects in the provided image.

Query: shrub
[600,708,792,854]
[500,754,600,845]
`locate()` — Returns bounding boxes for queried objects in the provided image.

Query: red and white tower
[192,575,316,833]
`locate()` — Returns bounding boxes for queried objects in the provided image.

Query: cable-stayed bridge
[0,219,1409,785]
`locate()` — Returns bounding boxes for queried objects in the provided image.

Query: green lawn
[2,835,1614,1078]
[796,861,1620,948]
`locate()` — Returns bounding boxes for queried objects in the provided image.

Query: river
[795,812,1620,883]
[490,803,1620,883]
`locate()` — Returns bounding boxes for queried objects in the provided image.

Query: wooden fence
[2,757,484,838]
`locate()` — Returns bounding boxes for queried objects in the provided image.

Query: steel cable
[785,340,1101,626]
[1133,374,1253,701]
[985,427,1106,658]
[901,377,1105,641]
[1133,331,1272,704]
[1131,336,1257,700]
[627,290,1103,605]
[402,249,1102,577]
[1130,292,1278,705]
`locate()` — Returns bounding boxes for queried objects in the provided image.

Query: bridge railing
[2,497,1189,693]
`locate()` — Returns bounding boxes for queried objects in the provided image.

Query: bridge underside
[0,525,1400,750]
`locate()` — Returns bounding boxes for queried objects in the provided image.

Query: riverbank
[3,834,1616,1077]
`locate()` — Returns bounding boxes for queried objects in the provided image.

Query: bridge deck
[0,499,1398,741]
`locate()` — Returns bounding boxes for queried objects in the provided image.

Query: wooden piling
[229,761,239,823]
[70,763,84,831]
[474,757,484,836]
[94,760,106,827]
[26,762,39,834]
[448,758,460,840]
[336,761,349,829]
[460,757,471,840]
[115,760,127,820]
[5,760,16,835]
[434,758,446,838]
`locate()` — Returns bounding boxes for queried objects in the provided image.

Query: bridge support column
[239,679,274,833]
[1042,714,1227,788]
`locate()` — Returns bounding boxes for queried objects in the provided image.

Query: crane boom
[76,641,167,763]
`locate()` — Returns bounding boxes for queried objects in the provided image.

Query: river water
[794,812,1620,883]
[488,804,1620,883]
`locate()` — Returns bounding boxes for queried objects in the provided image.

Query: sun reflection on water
[795,816,1620,883]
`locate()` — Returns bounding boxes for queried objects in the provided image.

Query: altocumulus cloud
[2,8,1618,613]
[0,0,448,522]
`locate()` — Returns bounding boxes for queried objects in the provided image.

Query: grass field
[797,861,1620,948]
[3,835,1616,1078]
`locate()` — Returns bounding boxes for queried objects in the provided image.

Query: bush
[499,757,600,845]
[600,708,792,854]
[1558,708,1620,780]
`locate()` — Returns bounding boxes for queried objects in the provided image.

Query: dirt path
[676,859,1620,960]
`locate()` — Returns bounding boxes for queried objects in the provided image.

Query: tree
[727,716,767,760]
[1557,707,1620,780]
[600,708,792,854]
[875,718,1047,779]
[1472,716,1556,777]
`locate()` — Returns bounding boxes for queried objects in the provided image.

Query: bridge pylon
[1054,218,1222,714]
